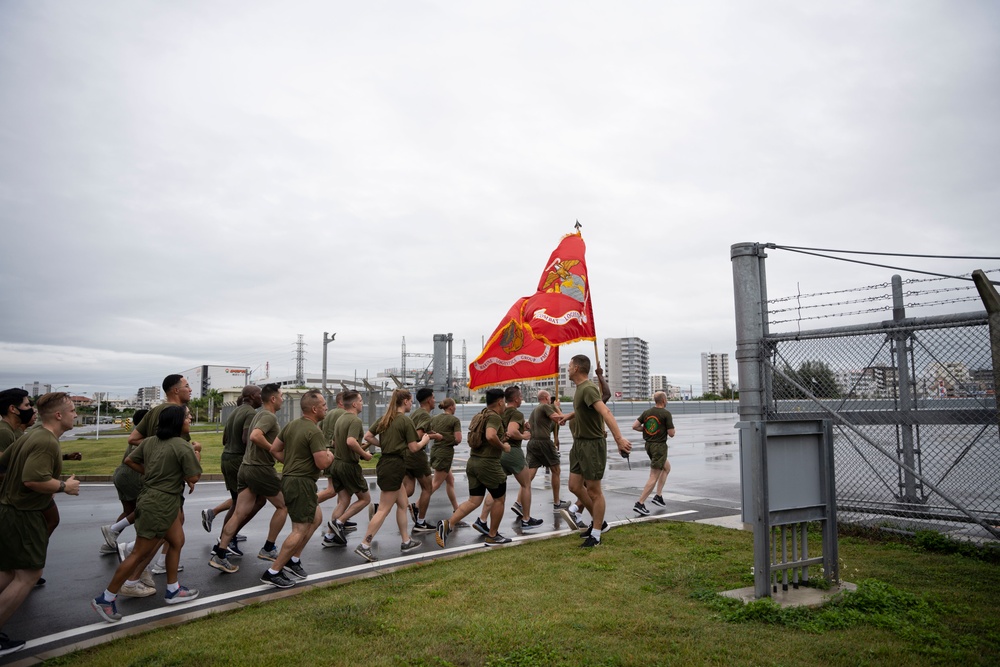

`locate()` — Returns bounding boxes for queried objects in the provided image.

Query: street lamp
[322,332,336,403]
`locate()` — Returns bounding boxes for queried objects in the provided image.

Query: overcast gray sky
[1,1,997,398]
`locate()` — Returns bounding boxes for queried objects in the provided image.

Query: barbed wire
[770,304,893,325]
[768,268,999,304]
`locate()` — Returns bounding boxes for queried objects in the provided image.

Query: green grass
[45,522,1000,666]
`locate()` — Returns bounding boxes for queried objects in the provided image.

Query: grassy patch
[61,433,224,477]
[46,521,1000,666]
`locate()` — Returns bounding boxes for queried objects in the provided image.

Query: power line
[767,246,1000,285]
[767,244,1000,261]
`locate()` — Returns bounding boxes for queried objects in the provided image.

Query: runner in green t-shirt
[436,388,513,548]
[524,390,570,512]
[320,391,373,548]
[260,390,333,587]
[316,391,346,505]
[405,388,441,534]
[428,398,462,517]
[631,391,676,515]
[554,355,632,548]
[354,389,430,563]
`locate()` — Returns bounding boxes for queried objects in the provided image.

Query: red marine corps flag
[468,229,596,390]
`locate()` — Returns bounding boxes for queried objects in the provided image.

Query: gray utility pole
[322,332,336,404]
[972,270,1000,436]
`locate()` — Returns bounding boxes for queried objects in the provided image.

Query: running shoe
[119,581,156,598]
[354,544,377,563]
[412,521,435,533]
[235,533,248,542]
[201,508,215,532]
[99,543,117,556]
[511,502,523,518]
[283,561,308,580]
[558,508,581,531]
[342,520,358,532]
[472,517,490,536]
[651,495,666,507]
[100,525,120,550]
[484,534,512,546]
[327,520,345,541]
[140,568,155,588]
[90,596,122,623]
[580,521,609,539]
[520,517,543,530]
[400,539,422,553]
[368,503,377,519]
[0,632,26,657]
[164,585,200,605]
[410,503,419,523]
[322,533,348,548]
[257,546,278,561]
[209,554,239,574]
[633,501,650,516]
[260,570,295,588]
[34,577,46,588]
[435,519,450,548]
[580,536,601,548]
[226,540,244,558]
[151,563,184,575]
[553,500,571,510]
[117,543,128,563]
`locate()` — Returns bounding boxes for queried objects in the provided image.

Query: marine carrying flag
[468,231,595,390]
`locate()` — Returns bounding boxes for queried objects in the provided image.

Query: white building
[23,382,52,398]
[701,352,730,396]
[605,337,650,400]
[135,386,162,409]
[182,365,251,399]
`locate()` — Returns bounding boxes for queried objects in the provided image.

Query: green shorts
[134,488,183,539]
[376,454,406,492]
[526,439,560,469]
[113,463,143,504]
[500,443,526,475]
[331,460,369,495]
[466,456,506,491]
[0,504,49,571]
[645,441,669,470]
[569,437,607,481]
[221,452,243,494]
[404,448,432,479]
[238,464,282,497]
[282,476,319,524]
[429,444,455,472]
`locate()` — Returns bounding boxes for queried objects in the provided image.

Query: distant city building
[605,337,650,400]
[923,361,972,397]
[135,386,162,409]
[701,352,730,396]
[23,382,52,397]
[650,374,669,392]
[182,365,251,399]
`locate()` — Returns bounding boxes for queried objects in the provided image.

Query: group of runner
[0,354,675,656]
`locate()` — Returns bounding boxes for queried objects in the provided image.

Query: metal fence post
[891,276,921,503]
[732,242,770,598]
[972,270,1000,436]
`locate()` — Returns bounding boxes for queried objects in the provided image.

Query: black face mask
[17,407,35,425]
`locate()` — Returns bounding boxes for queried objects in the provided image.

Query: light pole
[322,332,336,404]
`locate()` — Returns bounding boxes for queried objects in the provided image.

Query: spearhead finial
[574,220,582,232]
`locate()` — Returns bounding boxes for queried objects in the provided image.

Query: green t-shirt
[411,407,432,452]
[321,408,346,445]
[333,413,364,462]
[371,414,418,457]
[528,403,558,442]
[135,403,191,442]
[570,380,605,440]
[0,427,62,511]
[638,407,674,444]
[429,413,461,447]
[222,404,257,456]
[277,417,327,479]
[244,410,280,467]
[502,406,527,447]
[128,435,202,496]
[471,410,504,459]
[0,420,21,453]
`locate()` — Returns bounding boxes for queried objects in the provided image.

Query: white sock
[166,581,179,593]
[323,532,334,540]
[290,557,300,564]
[111,518,130,533]
[569,504,580,514]
[155,554,166,567]
[103,589,116,602]
[267,568,280,576]
[592,528,602,541]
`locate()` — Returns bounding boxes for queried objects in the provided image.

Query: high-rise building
[604,337,650,400]
[23,382,52,398]
[650,374,669,392]
[135,386,162,409]
[701,352,730,396]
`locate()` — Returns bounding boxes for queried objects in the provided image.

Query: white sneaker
[151,563,184,575]
[100,525,121,550]
[140,568,155,588]
[119,581,156,598]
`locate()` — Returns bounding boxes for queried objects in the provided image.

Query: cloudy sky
[1,1,997,398]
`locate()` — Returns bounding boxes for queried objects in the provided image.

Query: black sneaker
[410,503,419,524]
[472,517,490,536]
[327,520,345,541]
[34,577,46,588]
[633,501,650,516]
[322,533,348,548]
[580,521,609,539]
[283,561,308,580]
[342,520,358,532]
[0,632,26,657]
[651,495,666,507]
[260,569,295,588]
[435,519,450,548]
[520,517,543,530]
[226,540,244,558]
[580,535,600,548]
[412,521,435,533]
[511,502,523,518]
[484,534,512,546]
